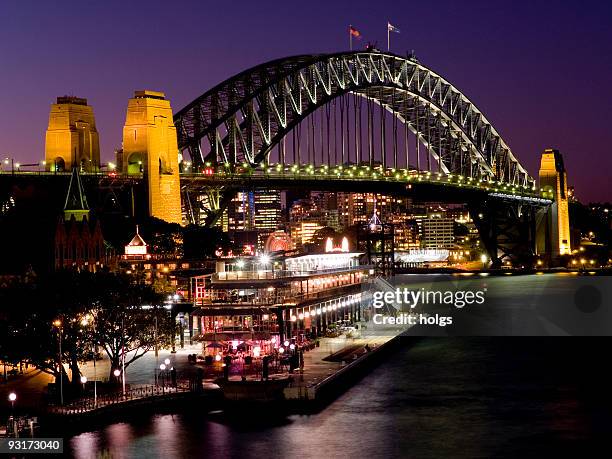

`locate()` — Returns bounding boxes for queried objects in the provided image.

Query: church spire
[64,167,90,221]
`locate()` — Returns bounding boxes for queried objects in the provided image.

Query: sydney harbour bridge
[0,50,566,267]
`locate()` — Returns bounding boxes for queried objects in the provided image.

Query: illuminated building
[289,194,340,232]
[225,191,253,232]
[45,96,100,172]
[119,90,182,224]
[253,189,282,248]
[190,251,370,344]
[421,212,454,249]
[124,225,148,259]
[290,220,323,247]
[265,231,294,253]
[337,192,395,228]
[393,221,420,250]
[395,249,450,266]
[224,190,282,250]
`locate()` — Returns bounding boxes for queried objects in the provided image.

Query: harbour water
[67,274,612,458]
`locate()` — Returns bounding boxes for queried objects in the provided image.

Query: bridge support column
[536,149,571,266]
[469,199,538,268]
[121,90,182,225]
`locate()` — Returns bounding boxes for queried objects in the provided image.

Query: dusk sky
[0,0,610,202]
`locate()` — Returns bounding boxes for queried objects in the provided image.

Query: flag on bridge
[349,25,361,50]
[387,22,400,50]
[349,25,361,38]
[387,22,400,33]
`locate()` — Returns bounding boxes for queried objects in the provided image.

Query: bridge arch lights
[174,51,534,188]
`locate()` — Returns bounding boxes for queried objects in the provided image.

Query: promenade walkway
[282,323,408,400]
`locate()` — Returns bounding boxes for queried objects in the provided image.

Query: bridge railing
[212,266,369,282]
[179,165,553,200]
[46,383,192,415]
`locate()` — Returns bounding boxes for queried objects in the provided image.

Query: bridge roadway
[1,165,553,205]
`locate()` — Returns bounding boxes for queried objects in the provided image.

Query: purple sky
[0,0,610,202]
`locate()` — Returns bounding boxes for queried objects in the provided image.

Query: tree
[0,271,91,389]
[87,272,170,380]
[0,271,170,389]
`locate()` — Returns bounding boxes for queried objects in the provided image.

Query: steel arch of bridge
[174,51,534,188]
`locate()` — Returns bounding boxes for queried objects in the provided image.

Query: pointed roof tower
[125,225,148,256]
[64,167,90,222]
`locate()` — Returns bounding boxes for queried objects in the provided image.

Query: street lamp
[480,254,488,269]
[8,392,16,413]
[81,312,98,407]
[80,375,87,393]
[159,363,166,387]
[52,319,63,405]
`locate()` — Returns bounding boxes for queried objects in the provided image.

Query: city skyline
[0,0,610,202]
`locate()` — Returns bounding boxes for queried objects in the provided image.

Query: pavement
[0,322,407,415]
[283,322,406,398]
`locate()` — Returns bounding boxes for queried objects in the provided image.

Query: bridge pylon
[119,90,182,225]
[536,149,571,264]
[45,96,100,172]
[469,199,538,268]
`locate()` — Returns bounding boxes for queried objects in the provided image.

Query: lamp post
[159,364,166,388]
[8,392,16,414]
[52,319,63,405]
[3,158,14,175]
[80,375,87,393]
[480,254,488,270]
[81,313,98,407]
[113,368,121,392]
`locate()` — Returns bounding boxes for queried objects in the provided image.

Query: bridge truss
[174,50,534,189]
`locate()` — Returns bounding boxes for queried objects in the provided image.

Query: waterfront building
[189,251,370,351]
[45,96,100,172]
[395,249,450,267]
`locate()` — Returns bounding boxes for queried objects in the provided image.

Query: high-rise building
[45,96,100,172]
[290,220,323,247]
[254,189,282,248]
[421,212,454,249]
[224,190,282,250]
[337,192,398,229]
[226,191,253,232]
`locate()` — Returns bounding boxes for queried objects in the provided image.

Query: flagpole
[387,22,390,51]
[349,25,353,51]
